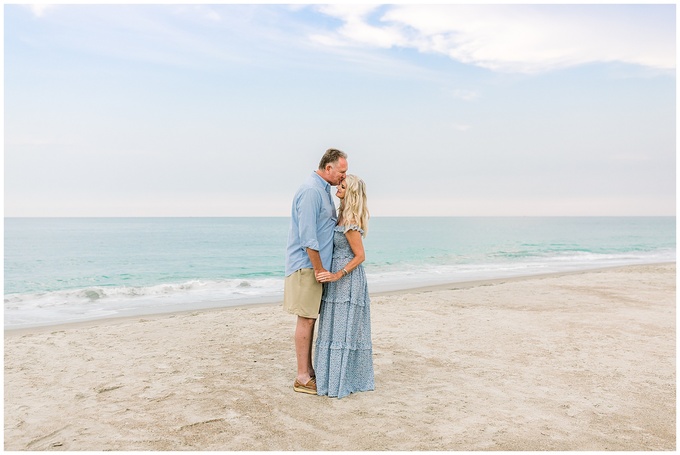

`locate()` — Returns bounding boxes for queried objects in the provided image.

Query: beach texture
[4,263,675,450]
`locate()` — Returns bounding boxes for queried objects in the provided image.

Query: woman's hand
[316,270,342,283]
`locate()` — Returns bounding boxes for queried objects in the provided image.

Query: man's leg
[295,315,316,384]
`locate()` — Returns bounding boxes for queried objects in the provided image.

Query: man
[284,148,348,395]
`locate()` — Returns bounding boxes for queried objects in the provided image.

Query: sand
[4,263,676,451]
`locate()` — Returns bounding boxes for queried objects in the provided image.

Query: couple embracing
[283,148,374,399]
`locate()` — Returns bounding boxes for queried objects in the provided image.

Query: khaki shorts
[283,268,322,319]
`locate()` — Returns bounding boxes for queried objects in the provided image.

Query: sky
[3,3,676,216]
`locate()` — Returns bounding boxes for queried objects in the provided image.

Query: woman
[314,175,374,399]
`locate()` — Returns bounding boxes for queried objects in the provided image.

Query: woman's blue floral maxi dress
[314,225,374,398]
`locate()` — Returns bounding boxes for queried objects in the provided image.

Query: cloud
[312,4,676,74]
[17,5,248,69]
[28,4,55,17]
[450,89,478,101]
[171,5,222,23]
[311,5,407,49]
[453,123,472,132]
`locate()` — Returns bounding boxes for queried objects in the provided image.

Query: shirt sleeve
[296,188,321,251]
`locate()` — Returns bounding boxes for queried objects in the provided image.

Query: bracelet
[342,268,349,276]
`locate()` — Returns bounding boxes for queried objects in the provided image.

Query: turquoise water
[4,217,675,328]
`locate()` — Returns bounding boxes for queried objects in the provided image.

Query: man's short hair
[318,148,347,170]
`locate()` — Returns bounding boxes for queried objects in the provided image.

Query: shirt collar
[312,172,331,192]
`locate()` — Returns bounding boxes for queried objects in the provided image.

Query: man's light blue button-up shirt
[285,172,337,277]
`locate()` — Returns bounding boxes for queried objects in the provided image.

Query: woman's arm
[317,229,365,283]
[342,229,365,273]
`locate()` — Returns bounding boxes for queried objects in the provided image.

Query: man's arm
[306,248,326,280]
[297,189,327,281]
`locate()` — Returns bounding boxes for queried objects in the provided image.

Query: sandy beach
[4,263,675,451]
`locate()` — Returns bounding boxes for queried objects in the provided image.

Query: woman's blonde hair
[338,174,369,237]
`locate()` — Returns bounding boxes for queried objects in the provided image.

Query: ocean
[4,217,675,329]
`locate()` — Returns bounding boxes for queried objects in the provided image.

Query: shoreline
[5,262,675,450]
[5,261,675,335]
[6,261,676,334]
